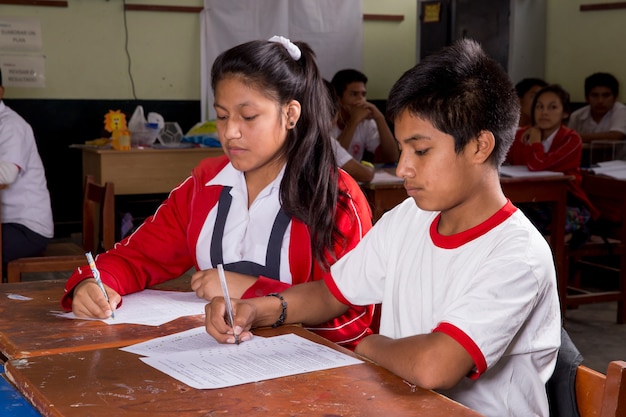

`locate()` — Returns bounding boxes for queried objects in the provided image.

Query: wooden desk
[0,278,201,361]
[360,174,406,223]
[570,172,626,322]
[81,147,224,195]
[4,325,482,417]
[361,171,573,317]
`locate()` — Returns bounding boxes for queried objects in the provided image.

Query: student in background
[331,69,398,164]
[324,79,374,183]
[206,39,561,417]
[568,72,626,142]
[515,77,548,127]
[62,36,374,349]
[0,69,54,264]
[507,84,599,242]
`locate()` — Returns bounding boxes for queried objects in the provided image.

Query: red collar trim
[430,200,516,249]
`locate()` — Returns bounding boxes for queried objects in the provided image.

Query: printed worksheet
[123,328,363,389]
[54,289,206,326]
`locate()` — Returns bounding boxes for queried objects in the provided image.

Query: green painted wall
[2,0,625,103]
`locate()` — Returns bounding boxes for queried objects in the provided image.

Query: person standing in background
[568,72,626,142]
[0,69,54,264]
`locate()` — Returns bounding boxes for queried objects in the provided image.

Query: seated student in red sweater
[507,84,599,244]
[60,36,374,349]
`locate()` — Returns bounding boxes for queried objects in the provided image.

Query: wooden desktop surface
[0,277,200,361]
[4,325,482,417]
[81,146,224,195]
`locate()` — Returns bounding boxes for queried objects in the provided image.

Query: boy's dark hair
[211,39,346,270]
[530,84,571,126]
[584,72,619,97]
[386,39,519,167]
[515,78,547,98]
[0,68,3,86]
[331,69,368,98]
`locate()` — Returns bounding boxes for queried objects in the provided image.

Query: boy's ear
[472,130,495,163]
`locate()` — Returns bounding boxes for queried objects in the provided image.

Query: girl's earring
[290,121,295,127]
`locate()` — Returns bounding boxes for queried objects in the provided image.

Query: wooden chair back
[576,361,626,417]
[5,175,115,283]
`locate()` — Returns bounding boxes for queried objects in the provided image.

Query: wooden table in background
[81,146,224,195]
[361,170,573,317]
[0,278,199,362]
[4,325,482,417]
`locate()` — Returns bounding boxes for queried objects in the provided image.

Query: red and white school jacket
[61,156,374,348]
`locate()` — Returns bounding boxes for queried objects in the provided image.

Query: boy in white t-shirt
[205,39,561,417]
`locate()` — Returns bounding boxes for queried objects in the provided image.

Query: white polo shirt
[0,101,53,238]
[568,101,626,135]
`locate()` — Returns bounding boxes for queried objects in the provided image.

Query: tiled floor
[564,302,626,373]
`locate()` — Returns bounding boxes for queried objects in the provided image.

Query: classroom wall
[2,0,625,236]
[546,0,626,102]
[3,1,626,102]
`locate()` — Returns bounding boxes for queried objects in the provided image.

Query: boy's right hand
[72,279,120,319]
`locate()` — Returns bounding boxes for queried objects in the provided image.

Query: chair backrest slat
[576,360,626,417]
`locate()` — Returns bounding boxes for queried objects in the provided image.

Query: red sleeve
[303,171,374,349]
[525,126,582,173]
[61,157,231,311]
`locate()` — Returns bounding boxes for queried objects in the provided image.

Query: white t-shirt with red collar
[326,197,561,417]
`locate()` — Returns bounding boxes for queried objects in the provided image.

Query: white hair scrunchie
[268,35,301,61]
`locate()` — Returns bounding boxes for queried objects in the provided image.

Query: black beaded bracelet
[266,293,287,328]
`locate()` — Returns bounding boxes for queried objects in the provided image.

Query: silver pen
[217,264,239,344]
[85,252,115,319]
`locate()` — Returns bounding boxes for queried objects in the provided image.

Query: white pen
[217,264,239,345]
[85,252,115,319]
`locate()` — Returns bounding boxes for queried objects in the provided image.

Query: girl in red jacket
[507,84,598,241]
[62,37,374,349]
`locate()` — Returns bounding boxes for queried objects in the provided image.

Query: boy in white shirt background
[568,72,626,143]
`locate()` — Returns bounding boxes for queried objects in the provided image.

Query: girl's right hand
[72,279,120,319]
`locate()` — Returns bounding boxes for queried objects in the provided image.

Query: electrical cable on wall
[122,0,138,99]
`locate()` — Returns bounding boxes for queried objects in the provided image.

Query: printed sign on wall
[0,55,46,88]
[0,17,43,50]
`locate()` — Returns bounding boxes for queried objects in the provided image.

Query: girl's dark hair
[211,39,346,270]
[530,84,571,126]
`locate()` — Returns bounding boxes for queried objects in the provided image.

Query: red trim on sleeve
[433,322,487,380]
[323,273,352,306]
[430,200,517,249]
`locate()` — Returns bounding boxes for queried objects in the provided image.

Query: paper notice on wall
[0,17,42,50]
[0,55,46,88]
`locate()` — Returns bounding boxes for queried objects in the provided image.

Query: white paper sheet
[589,160,626,179]
[55,289,206,326]
[130,329,362,389]
[499,165,564,178]
[369,170,404,184]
